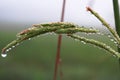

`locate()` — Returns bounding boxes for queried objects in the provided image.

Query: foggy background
[0,0,119,29]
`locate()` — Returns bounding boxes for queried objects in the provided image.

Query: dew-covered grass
[0,30,119,80]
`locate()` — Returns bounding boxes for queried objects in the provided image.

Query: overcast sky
[0,0,120,28]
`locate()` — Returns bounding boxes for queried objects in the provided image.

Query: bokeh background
[0,0,120,80]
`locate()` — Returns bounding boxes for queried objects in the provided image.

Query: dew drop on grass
[74,39,79,41]
[88,33,92,35]
[107,34,111,38]
[28,38,31,40]
[97,32,104,35]
[9,48,12,50]
[110,39,114,42]
[1,54,7,58]
[6,49,9,52]
[113,54,117,58]
[12,46,15,48]
[114,41,117,44]
[81,41,86,44]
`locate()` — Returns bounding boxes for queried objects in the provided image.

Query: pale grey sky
[0,0,120,28]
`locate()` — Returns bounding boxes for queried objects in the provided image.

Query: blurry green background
[0,24,120,80]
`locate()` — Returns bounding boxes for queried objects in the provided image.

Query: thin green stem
[112,0,120,78]
[86,7,120,45]
[113,0,120,36]
[112,0,120,52]
[68,34,120,58]
[55,27,98,34]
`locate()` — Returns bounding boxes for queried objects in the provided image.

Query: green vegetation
[0,30,119,80]
[1,4,120,80]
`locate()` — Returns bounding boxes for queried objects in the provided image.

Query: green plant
[1,6,120,80]
[1,7,120,58]
[1,22,98,55]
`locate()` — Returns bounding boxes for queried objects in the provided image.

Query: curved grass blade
[68,34,120,58]
[1,22,98,56]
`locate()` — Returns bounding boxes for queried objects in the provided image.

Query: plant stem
[113,0,120,50]
[54,0,66,80]
[86,7,120,45]
[113,0,120,36]
[112,0,120,78]
[68,34,120,58]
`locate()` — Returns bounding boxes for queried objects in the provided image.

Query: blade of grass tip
[54,0,66,80]
[86,6,120,45]
[112,0,120,78]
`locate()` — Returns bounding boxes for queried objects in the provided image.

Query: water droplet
[81,41,86,44]
[89,28,93,30]
[113,54,117,58]
[28,38,31,40]
[1,54,7,58]
[97,32,104,35]
[74,39,79,41]
[6,49,9,52]
[114,41,117,44]
[12,46,15,48]
[8,48,12,50]
[6,49,10,52]
[5,48,12,52]
[107,34,111,38]
[110,39,114,42]
[106,46,110,49]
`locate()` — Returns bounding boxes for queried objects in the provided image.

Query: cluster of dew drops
[71,31,119,51]
[1,40,22,58]
[1,29,119,58]
[1,32,55,58]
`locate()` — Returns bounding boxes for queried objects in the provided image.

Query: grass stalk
[68,34,120,58]
[86,7,120,45]
[113,0,120,36]
[112,0,120,78]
